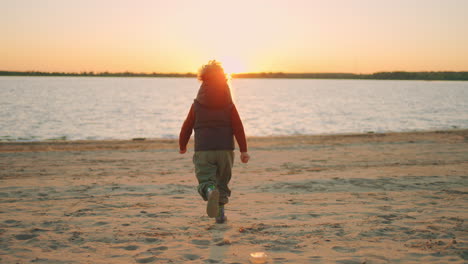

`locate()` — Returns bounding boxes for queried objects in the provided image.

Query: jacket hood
[195,80,233,108]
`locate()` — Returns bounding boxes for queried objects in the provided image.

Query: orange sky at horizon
[1,0,468,74]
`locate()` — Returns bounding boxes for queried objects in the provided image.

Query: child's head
[198,60,227,82]
[196,60,232,107]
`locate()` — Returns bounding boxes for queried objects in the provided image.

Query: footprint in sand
[191,239,211,246]
[68,231,84,244]
[332,246,357,253]
[121,245,139,251]
[15,234,38,240]
[134,252,158,263]
[147,246,168,251]
[144,238,162,244]
[4,220,22,227]
[93,221,109,226]
[136,256,156,263]
[183,254,201,260]
[335,259,362,264]
[308,256,323,263]
[41,220,64,227]
[204,259,221,263]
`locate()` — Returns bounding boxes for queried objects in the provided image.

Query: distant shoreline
[1,70,468,81]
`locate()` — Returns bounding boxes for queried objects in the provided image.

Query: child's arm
[240,152,250,163]
[179,104,195,154]
[231,105,250,163]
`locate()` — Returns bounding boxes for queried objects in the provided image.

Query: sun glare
[219,57,246,76]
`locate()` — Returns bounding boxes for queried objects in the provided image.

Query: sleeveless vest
[193,100,234,151]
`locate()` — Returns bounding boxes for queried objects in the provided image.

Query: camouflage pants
[193,150,234,204]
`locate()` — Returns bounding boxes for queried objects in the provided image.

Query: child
[179,60,250,224]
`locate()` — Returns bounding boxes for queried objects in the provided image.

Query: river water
[0,76,467,141]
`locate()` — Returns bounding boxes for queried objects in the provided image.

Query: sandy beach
[0,130,467,264]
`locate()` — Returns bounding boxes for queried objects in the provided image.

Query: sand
[0,130,467,264]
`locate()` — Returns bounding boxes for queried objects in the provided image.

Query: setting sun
[218,57,246,75]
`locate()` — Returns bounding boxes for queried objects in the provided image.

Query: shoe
[215,206,227,224]
[206,186,219,218]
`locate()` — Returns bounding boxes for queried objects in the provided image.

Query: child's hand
[179,149,187,154]
[240,152,250,163]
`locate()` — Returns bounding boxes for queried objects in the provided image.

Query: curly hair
[197,60,227,82]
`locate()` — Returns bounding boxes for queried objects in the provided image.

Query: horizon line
[2,70,468,81]
[1,70,468,75]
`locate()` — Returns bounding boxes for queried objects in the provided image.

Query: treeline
[232,71,468,80]
[0,71,196,78]
[1,70,468,80]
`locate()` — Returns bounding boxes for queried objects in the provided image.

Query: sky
[1,0,468,74]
